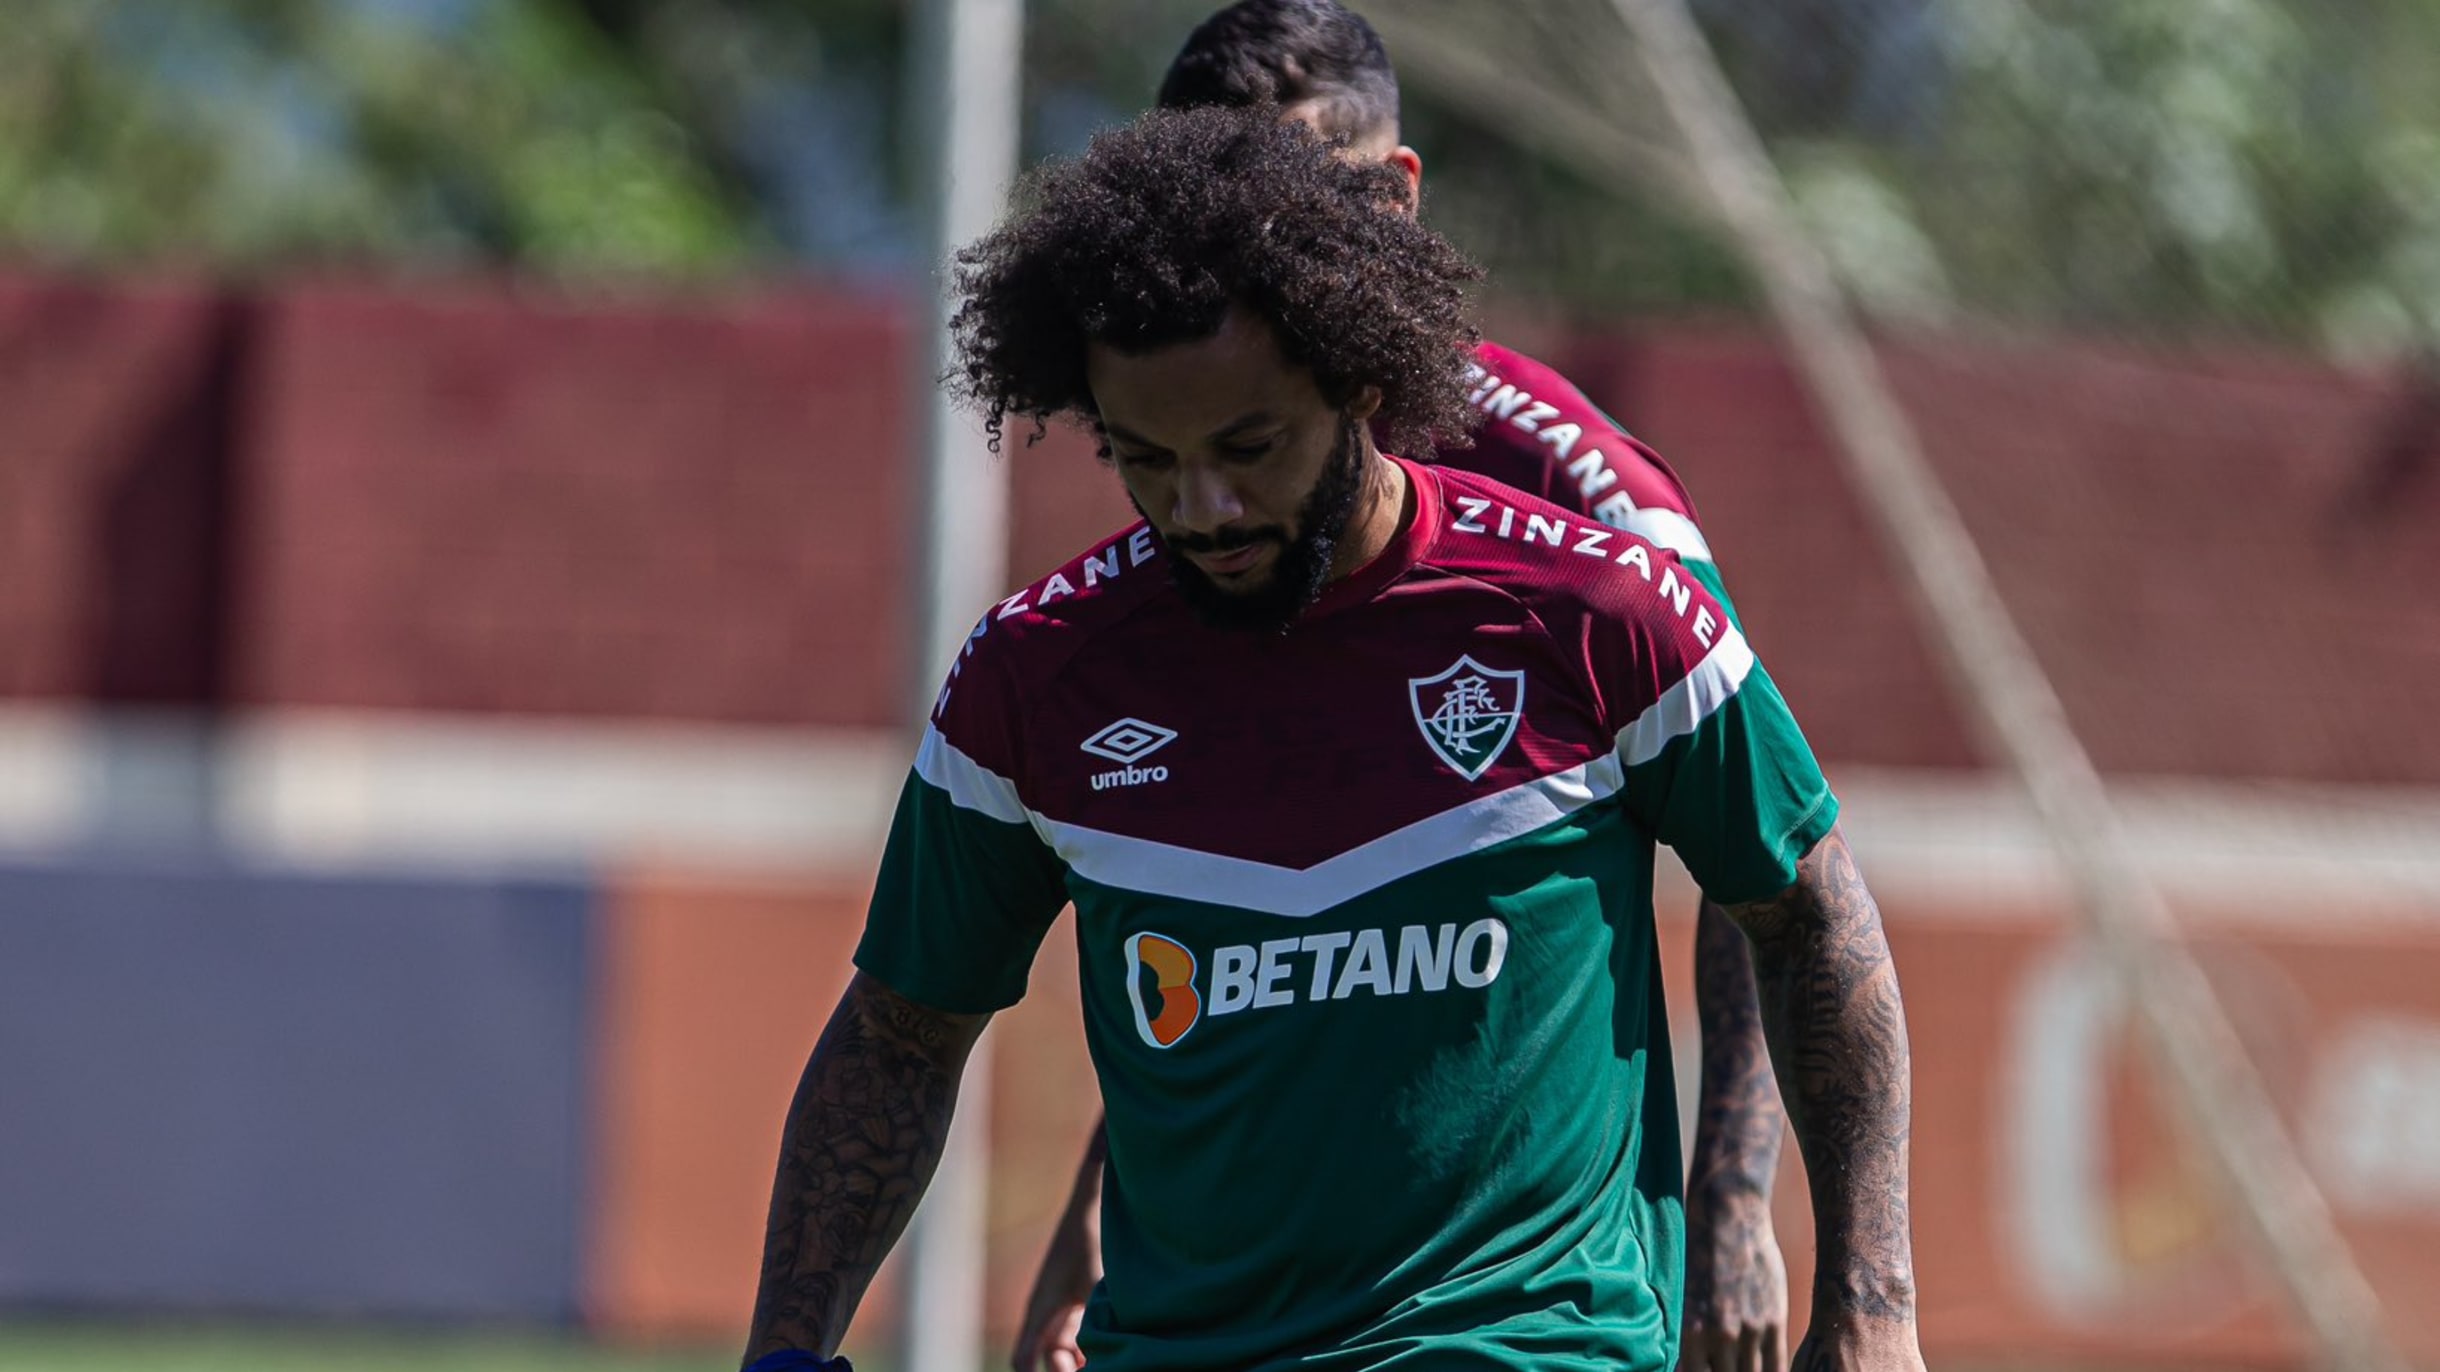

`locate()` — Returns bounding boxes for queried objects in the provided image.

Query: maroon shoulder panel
[1450,341,1702,530]
[933,522,1171,784]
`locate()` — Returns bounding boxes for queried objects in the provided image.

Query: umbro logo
[1082,718,1176,764]
[1083,718,1176,791]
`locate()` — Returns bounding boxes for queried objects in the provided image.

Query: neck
[1326,445,1409,583]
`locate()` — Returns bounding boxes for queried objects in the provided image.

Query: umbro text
[1092,764,1171,791]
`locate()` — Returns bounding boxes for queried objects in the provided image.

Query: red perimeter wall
[8,271,2440,783]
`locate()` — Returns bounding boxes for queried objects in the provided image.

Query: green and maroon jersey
[1454,343,1704,556]
[855,459,1835,1372]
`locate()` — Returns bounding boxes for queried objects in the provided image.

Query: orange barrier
[589,866,2440,1365]
[587,867,1100,1353]
[1697,886,2440,1368]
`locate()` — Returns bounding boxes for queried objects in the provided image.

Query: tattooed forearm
[1688,898,1786,1203]
[742,971,988,1363]
[1683,898,1788,1321]
[1722,827,1916,1323]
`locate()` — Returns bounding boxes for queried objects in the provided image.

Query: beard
[1148,414,1369,633]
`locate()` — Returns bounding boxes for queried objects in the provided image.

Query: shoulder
[931,523,1171,760]
[1455,340,1709,556]
[1417,465,1739,714]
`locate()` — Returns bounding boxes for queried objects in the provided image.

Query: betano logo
[1122,920,1510,1049]
[1123,932,1202,1048]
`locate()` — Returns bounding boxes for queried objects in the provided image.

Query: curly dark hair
[948,104,1481,459]
[1158,0,1400,143]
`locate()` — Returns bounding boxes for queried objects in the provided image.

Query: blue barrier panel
[0,859,592,1322]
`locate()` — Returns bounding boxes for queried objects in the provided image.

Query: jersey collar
[1301,454,1440,623]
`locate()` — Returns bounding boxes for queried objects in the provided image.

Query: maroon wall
[0,276,239,705]
[1569,326,2440,783]
[7,270,2437,782]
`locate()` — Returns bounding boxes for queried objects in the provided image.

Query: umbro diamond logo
[1083,718,1177,791]
[1081,718,1177,765]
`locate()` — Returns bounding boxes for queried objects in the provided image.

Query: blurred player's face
[1088,306,1389,632]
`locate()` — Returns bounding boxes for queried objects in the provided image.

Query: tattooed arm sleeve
[1717,827,1917,1324]
[1688,898,1785,1203]
[1684,895,1787,1236]
[742,971,991,1362]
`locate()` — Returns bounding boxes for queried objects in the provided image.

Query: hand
[1680,1189,1787,1372]
[1010,1198,1100,1372]
[1786,1311,1924,1371]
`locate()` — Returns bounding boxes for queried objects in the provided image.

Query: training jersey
[1451,342,1708,568]
[854,459,1837,1372]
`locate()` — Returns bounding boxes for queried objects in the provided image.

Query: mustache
[1162,525,1289,555]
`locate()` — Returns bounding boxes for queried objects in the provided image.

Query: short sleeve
[1680,558,1746,632]
[1596,562,1837,906]
[852,632,1070,1014]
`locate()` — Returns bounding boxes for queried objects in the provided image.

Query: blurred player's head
[1158,0,1424,213]
[949,106,1480,631]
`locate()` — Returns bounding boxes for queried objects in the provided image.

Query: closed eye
[1217,437,1277,463]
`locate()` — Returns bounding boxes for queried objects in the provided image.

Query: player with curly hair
[741,102,1918,1372]
[1014,6,1820,1372]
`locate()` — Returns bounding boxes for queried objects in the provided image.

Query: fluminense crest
[1407,656,1525,782]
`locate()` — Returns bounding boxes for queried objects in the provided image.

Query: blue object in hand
[744,1353,853,1372]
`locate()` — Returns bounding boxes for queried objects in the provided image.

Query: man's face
[1087,306,1380,631]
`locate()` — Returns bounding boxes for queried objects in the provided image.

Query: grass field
[0,1321,741,1372]
[0,1324,2225,1372]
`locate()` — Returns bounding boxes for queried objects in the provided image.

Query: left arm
[1683,898,1790,1372]
[1716,826,1922,1370]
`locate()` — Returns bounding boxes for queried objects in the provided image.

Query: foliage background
[7,0,2435,361]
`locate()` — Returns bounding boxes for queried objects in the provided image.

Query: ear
[1348,385,1386,423]
[1388,146,1423,216]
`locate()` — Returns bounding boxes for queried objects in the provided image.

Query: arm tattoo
[1688,898,1785,1200]
[1683,899,1787,1304]
[1722,828,1917,1322]
[743,972,988,1362]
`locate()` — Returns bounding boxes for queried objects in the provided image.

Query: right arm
[1013,1120,1108,1372]
[743,971,991,1364]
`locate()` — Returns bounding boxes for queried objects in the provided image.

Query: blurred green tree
[8,0,2440,359]
[0,0,769,274]
[1707,0,2440,358]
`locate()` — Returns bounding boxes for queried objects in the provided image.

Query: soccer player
[741,106,1920,1372]
[1016,6,1796,1371]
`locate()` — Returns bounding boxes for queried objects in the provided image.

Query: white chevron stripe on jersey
[912,725,1029,825]
[1611,505,1714,564]
[1038,755,1624,918]
[1013,627,1757,918]
[1619,626,1753,766]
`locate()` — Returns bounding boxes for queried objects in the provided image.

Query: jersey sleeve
[1460,343,1718,573]
[853,620,1071,1014]
[1593,553,1838,906]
